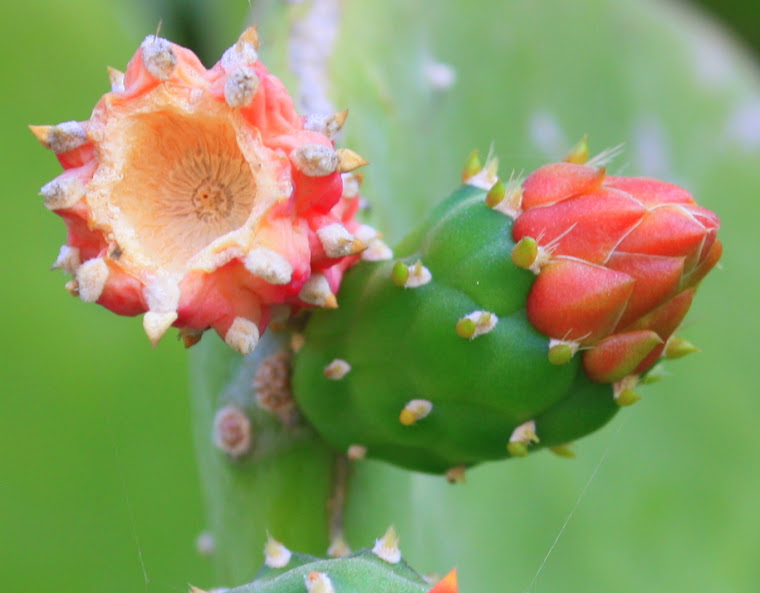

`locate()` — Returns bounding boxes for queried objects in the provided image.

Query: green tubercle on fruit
[460,150,483,182]
[511,237,539,270]
[664,336,700,360]
[547,340,578,366]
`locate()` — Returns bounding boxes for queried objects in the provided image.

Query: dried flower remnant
[31,27,370,354]
[213,404,252,458]
[254,350,299,426]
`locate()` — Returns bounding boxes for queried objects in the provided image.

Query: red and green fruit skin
[292,182,619,474]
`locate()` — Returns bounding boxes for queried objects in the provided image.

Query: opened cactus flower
[292,146,721,474]
[31,27,370,354]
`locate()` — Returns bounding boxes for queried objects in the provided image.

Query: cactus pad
[194,532,456,593]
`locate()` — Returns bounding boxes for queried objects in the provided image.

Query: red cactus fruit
[510,146,722,390]
[31,27,373,354]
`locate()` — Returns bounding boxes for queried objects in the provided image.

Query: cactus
[292,147,721,474]
[19,0,760,592]
[30,27,370,355]
[194,530,456,593]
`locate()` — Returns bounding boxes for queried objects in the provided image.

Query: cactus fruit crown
[192,530,457,593]
[31,27,379,355]
[292,141,721,475]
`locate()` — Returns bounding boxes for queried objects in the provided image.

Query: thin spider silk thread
[522,417,629,593]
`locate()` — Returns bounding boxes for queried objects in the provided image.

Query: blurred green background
[2,1,760,592]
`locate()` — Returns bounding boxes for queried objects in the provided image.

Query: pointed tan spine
[299,274,338,308]
[372,526,401,564]
[225,317,260,355]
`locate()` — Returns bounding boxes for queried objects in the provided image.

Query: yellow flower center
[108,111,258,272]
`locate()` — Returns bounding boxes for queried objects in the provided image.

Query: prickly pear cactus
[195,531,456,593]
[292,148,721,474]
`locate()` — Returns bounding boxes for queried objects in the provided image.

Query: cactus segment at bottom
[193,531,456,593]
[292,149,721,475]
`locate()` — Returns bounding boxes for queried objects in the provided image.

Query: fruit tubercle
[291,144,721,475]
[32,27,384,355]
[191,529,457,593]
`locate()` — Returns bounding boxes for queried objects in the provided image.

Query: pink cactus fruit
[509,144,722,391]
[30,27,373,354]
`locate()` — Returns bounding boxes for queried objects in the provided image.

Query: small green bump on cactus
[399,399,433,426]
[549,444,576,458]
[265,534,293,568]
[511,236,539,270]
[346,444,367,460]
[461,149,482,182]
[547,339,579,365]
[305,571,336,593]
[455,310,498,340]
[372,526,402,564]
[613,375,641,406]
[445,466,466,484]
[454,317,477,339]
[507,441,529,457]
[465,154,500,190]
[484,179,506,208]
[664,336,700,359]
[564,135,590,164]
[393,260,432,288]
[615,389,642,406]
[507,420,539,457]
[391,260,410,286]
[613,376,643,406]
[323,359,351,380]
[488,171,524,218]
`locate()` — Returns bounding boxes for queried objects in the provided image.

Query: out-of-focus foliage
[696,0,760,56]
[2,1,760,593]
[0,2,211,592]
